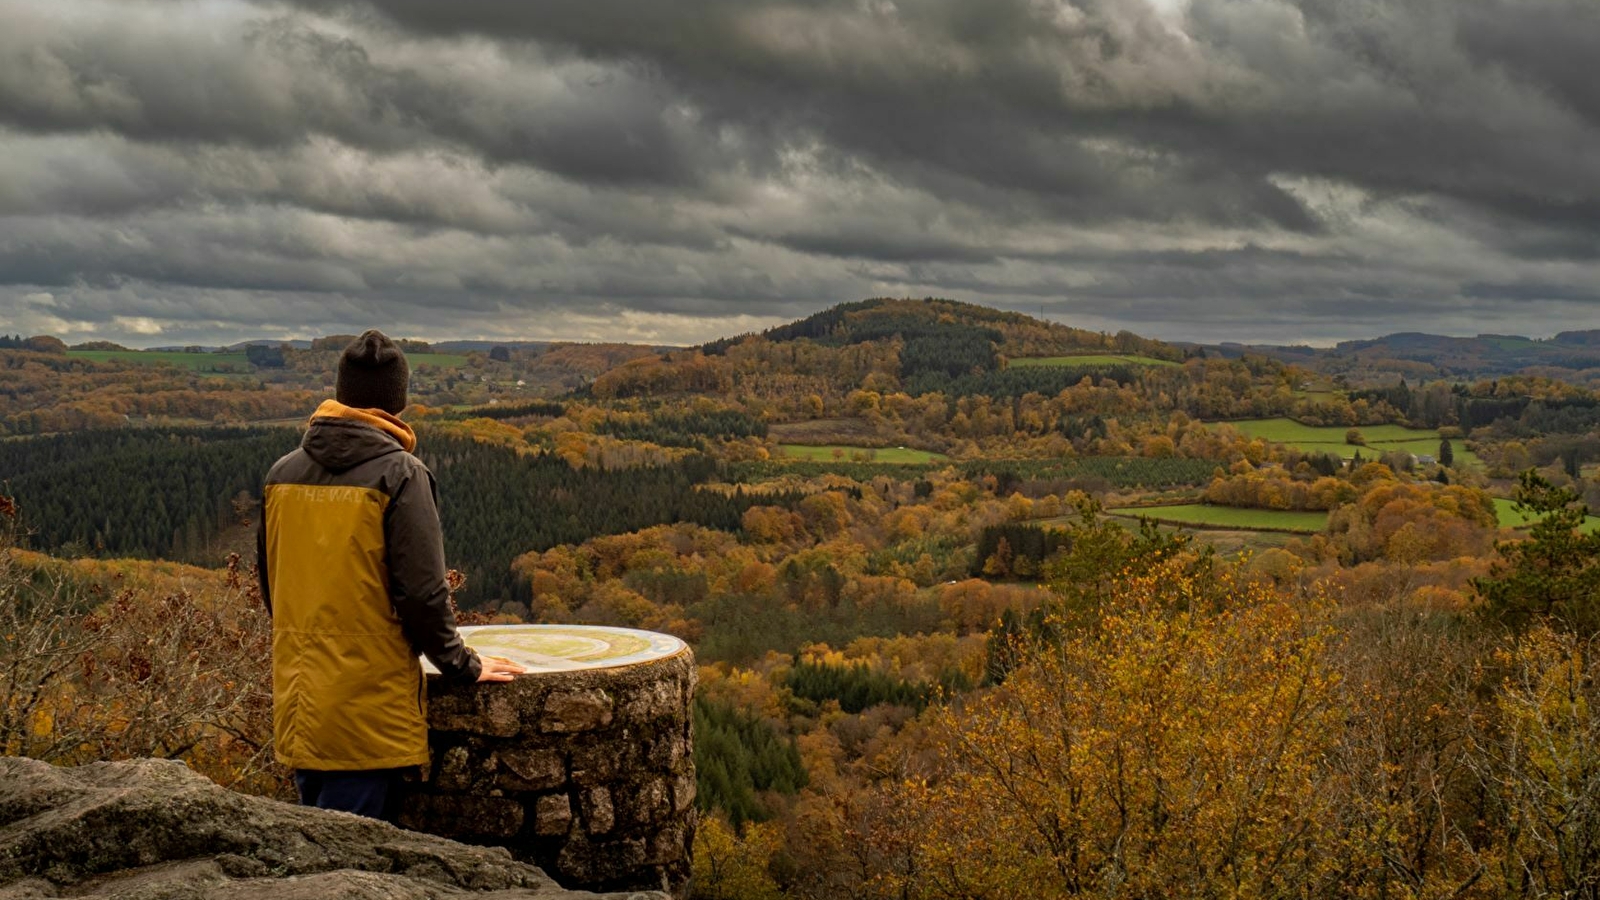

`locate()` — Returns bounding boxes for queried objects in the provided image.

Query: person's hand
[476,655,526,682]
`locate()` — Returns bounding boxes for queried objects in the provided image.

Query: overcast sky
[2,0,1598,348]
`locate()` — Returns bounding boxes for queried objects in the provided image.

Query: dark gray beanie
[337,330,409,414]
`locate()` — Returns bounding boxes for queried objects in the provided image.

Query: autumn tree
[1462,627,1600,894]
[888,559,1353,899]
[691,814,786,900]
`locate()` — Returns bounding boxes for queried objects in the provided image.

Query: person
[256,330,524,820]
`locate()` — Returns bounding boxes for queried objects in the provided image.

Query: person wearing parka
[257,330,522,819]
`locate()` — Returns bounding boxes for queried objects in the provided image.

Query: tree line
[420,434,810,606]
[0,427,816,607]
[594,409,768,447]
[0,427,295,562]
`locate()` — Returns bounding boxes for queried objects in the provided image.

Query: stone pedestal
[399,627,696,898]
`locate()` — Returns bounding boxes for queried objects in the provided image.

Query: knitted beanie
[336,330,410,414]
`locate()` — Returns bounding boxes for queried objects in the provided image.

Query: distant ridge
[1193,329,1600,378]
[142,339,680,354]
[432,340,553,353]
[144,340,315,351]
[225,339,314,351]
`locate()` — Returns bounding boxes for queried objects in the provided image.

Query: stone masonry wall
[400,648,696,898]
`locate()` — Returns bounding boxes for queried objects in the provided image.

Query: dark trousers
[294,768,404,822]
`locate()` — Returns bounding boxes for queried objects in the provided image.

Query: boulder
[0,757,665,900]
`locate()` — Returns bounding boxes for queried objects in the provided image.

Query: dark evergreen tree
[783,658,931,714]
[692,698,807,826]
[1475,470,1600,635]
[972,523,1068,578]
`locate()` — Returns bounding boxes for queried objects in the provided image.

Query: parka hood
[302,399,417,473]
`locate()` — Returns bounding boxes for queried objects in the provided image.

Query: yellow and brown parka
[256,400,481,771]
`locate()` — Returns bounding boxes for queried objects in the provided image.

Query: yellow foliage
[691,814,785,900]
[1469,627,1600,895]
[894,560,1351,899]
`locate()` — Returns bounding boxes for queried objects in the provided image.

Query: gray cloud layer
[2,0,1599,346]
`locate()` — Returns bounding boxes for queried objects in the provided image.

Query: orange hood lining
[310,399,418,454]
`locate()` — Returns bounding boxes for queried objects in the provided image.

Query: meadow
[67,350,251,372]
[408,352,470,368]
[1009,354,1180,368]
[1222,417,1479,466]
[1106,503,1330,533]
[777,444,947,464]
[1492,497,1600,533]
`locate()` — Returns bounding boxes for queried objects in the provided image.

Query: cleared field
[1036,514,1300,555]
[1493,497,1600,533]
[1222,417,1479,467]
[1010,354,1180,368]
[408,352,469,368]
[1106,503,1329,533]
[1229,419,1419,444]
[778,444,947,464]
[1183,528,1297,556]
[67,350,251,372]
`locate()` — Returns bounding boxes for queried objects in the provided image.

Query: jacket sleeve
[385,462,482,684]
[255,500,272,616]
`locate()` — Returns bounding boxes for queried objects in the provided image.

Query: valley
[4,297,1600,897]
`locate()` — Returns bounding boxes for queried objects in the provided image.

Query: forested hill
[594,297,1190,401]
[702,297,1179,362]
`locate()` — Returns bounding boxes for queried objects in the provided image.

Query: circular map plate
[420,624,687,674]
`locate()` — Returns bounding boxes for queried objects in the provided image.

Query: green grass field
[407,352,470,368]
[1010,354,1180,368]
[1105,504,1330,533]
[1493,497,1600,533]
[778,444,947,464]
[1036,514,1299,556]
[1222,418,1479,467]
[67,350,252,372]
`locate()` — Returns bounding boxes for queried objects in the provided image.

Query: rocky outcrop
[406,645,696,898]
[0,757,666,900]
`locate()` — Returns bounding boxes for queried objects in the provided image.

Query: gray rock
[540,691,614,734]
[0,758,665,900]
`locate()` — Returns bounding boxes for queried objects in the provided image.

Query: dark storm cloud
[0,5,727,185]
[286,0,1600,231]
[3,0,1600,346]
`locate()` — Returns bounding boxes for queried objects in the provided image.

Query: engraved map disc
[420,624,688,674]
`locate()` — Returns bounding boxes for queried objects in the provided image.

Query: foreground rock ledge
[0,757,666,900]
